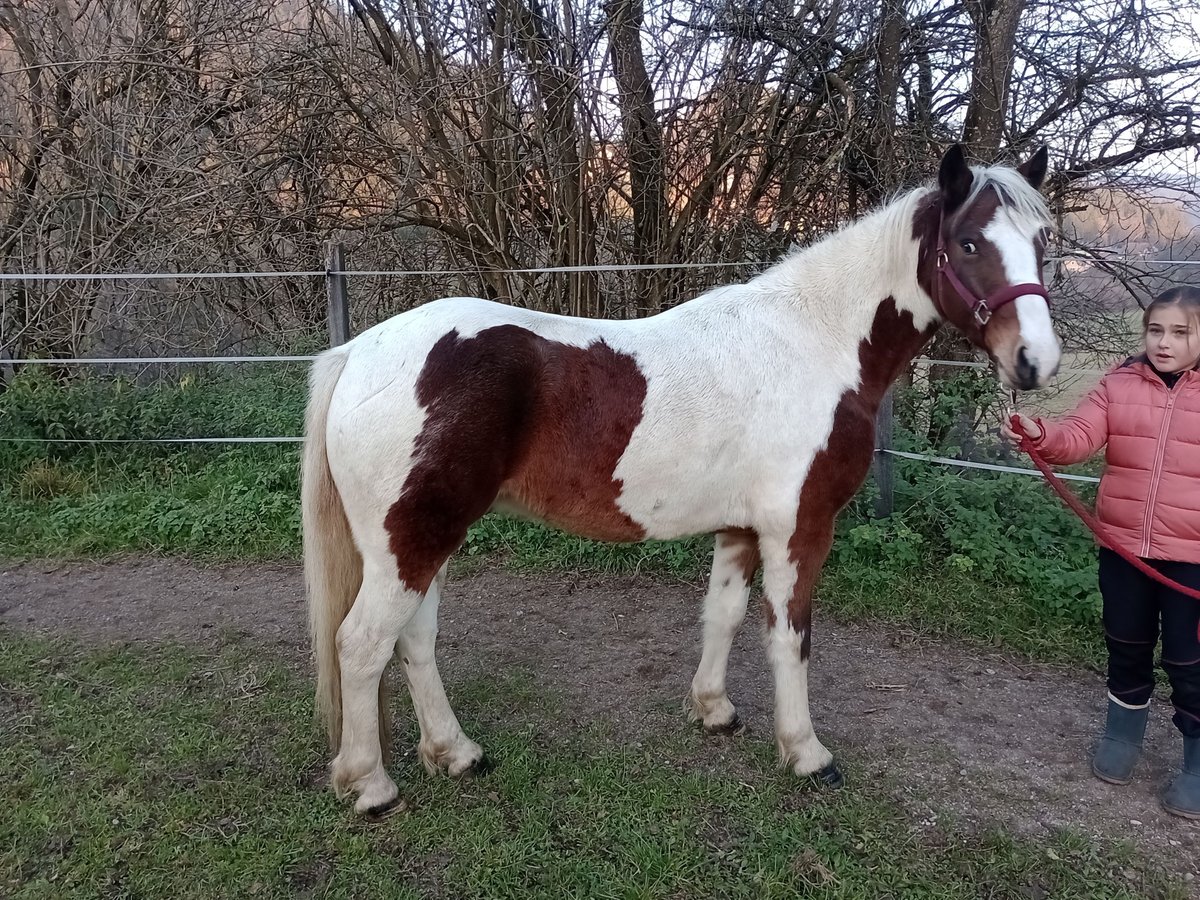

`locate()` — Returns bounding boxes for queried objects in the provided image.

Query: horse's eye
[960,240,978,254]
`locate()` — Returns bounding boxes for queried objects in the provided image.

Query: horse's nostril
[1016,346,1039,389]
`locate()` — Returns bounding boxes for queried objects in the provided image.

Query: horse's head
[928,144,1061,391]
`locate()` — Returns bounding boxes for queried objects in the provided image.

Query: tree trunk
[961,0,1028,160]
[604,0,666,313]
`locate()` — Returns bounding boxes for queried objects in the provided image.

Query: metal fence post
[0,345,14,389]
[874,388,895,518]
[326,242,350,347]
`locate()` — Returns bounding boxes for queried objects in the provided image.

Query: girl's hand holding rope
[1001,412,1042,443]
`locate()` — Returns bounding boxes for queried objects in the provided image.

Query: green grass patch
[0,631,1182,899]
[0,447,303,559]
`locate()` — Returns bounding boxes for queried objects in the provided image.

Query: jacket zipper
[1140,388,1177,557]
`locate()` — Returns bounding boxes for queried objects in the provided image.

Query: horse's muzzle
[1010,344,1061,391]
[1013,346,1040,391]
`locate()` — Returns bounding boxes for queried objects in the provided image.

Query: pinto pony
[303,144,1061,815]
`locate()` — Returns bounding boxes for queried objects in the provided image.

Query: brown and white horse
[303,144,1060,815]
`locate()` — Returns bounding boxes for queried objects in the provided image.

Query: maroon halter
[936,208,1049,328]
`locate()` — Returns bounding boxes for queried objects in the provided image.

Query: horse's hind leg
[688,529,759,732]
[331,560,423,815]
[397,564,486,776]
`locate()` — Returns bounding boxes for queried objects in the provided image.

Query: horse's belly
[492,484,647,542]
[490,455,744,543]
[619,472,746,539]
[611,427,765,538]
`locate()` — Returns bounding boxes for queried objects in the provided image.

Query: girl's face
[1145,305,1200,374]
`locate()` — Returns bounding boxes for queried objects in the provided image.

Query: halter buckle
[973,302,993,327]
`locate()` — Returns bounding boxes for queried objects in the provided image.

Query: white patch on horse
[400,566,485,776]
[612,189,938,539]
[759,544,831,774]
[767,628,831,774]
[326,356,426,560]
[983,213,1059,378]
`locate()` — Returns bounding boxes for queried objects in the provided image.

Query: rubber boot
[1161,736,1200,820]
[1091,697,1149,785]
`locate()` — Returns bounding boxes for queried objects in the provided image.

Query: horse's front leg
[760,527,843,786]
[688,529,760,732]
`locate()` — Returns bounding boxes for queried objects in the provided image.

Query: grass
[816,567,1106,668]
[0,631,1184,900]
[0,447,303,559]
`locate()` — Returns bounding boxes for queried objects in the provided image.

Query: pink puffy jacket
[1031,356,1200,564]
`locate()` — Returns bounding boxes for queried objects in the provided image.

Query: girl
[1003,286,1200,819]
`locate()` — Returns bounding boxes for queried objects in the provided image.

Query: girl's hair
[1143,285,1200,331]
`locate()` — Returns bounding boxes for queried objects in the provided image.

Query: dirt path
[2,557,1198,886]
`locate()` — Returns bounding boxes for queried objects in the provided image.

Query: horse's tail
[302,348,361,753]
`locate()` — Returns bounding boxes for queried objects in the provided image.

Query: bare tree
[1,0,1197,371]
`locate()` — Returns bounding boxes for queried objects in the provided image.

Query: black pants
[1100,548,1200,738]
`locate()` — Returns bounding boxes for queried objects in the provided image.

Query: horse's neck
[772,191,936,315]
[761,190,941,407]
[856,300,940,411]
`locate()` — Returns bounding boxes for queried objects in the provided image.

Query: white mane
[737,164,1051,332]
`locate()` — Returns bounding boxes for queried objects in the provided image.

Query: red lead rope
[1011,415,1200,641]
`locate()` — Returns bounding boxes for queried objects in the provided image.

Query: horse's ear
[938,144,973,212]
[1017,145,1049,189]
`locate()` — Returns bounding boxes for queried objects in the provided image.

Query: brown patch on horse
[385,326,647,592]
[721,528,761,584]
[783,298,937,657]
[497,338,649,543]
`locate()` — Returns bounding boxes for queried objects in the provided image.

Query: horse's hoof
[363,796,407,820]
[465,754,495,777]
[813,763,845,789]
[705,714,745,736]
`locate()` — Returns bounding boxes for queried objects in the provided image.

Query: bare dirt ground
[2,556,1198,889]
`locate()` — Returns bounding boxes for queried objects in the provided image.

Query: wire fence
[0,255,1196,283]
[0,255,1123,493]
[0,432,1101,484]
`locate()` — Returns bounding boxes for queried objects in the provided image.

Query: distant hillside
[1064,186,1199,254]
